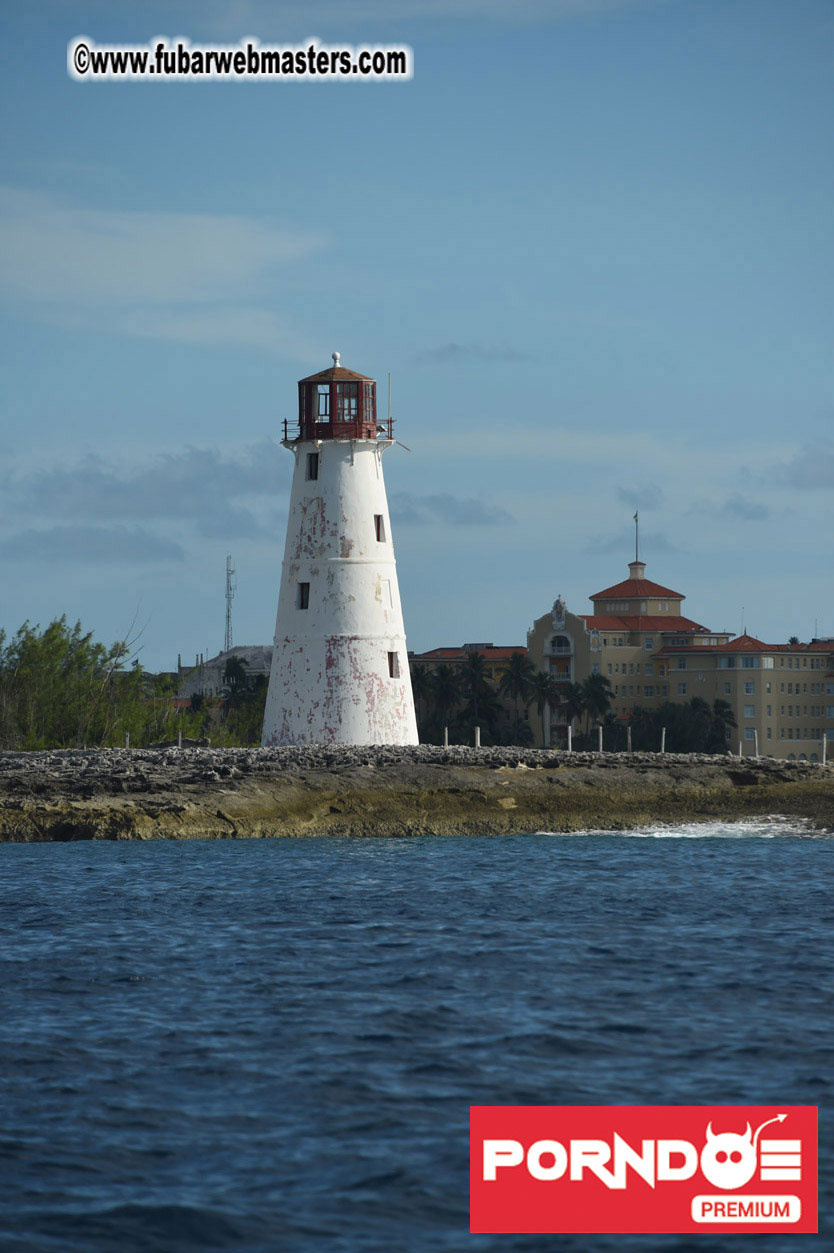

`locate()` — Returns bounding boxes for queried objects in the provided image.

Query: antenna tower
[225,554,236,652]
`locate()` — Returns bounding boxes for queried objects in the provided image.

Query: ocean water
[0,822,831,1253]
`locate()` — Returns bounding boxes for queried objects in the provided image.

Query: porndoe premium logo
[470,1106,818,1234]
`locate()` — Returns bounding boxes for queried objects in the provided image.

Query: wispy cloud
[720,495,769,521]
[0,526,184,565]
[777,444,834,490]
[391,492,514,526]
[7,442,286,539]
[0,187,325,353]
[583,530,680,556]
[410,341,530,366]
[616,484,665,511]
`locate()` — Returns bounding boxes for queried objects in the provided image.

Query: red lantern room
[287,352,392,442]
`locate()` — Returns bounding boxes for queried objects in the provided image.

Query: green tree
[223,655,249,694]
[499,651,536,744]
[528,670,561,747]
[431,664,461,740]
[0,616,204,749]
[409,664,431,736]
[581,673,612,730]
[561,682,586,736]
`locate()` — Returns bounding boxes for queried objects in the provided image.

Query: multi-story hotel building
[527,559,834,759]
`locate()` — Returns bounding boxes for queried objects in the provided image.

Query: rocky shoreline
[0,745,832,841]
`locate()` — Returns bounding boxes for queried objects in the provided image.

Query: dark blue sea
[0,821,830,1253]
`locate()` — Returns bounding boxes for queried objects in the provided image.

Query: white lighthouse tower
[262,354,419,746]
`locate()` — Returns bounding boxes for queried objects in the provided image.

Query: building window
[387,651,400,678]
[678,682,687,695]
[744,704,755,718]
[659,602,668,611]
[767,728,772,739]
[742,657,757,669]
[306,452,319,481]
[644,638,654,650]
[317,384,331,419]
[744,681,755,695]
[745,728,755,741]
[645,685,654,697]
[678,658,687,670]
[724,682,731,695]
[767,705,771,717]
[592,663,600,676]
[645,663,654,676]
[374,514,386,542]
[607,664,612,675]
[297,582,310,610]
[766,682,772,693]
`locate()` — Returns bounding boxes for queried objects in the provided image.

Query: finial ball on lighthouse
[262,354,418,746]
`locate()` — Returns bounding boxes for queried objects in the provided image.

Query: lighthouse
[262,354,419,746]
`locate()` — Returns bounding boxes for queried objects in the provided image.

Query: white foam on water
[535,817,826,840]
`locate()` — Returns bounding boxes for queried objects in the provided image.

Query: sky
[1,0,832,670]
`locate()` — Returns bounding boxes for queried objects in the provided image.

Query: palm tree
[561,682,585,737]
[499,651,536,744]
[529,670,561,747]
[223,655,249,694]
[432,664,461,738]
[582,673,612,730]
[409,664,431,729]
[462,651,490,727]
[711,698,737,751]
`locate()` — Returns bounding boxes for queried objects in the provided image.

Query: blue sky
[1,0,832,669]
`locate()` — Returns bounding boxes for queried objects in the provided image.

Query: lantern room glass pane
[317,384,331,420]
[337,383,358,421]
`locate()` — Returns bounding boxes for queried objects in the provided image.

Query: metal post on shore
[474,725,481,748]
[178,730,183,749]
[598,725,603,754]
[567,725,572,753]
[738,740,743,758]
[661,727,666,754]
[125,732,130,750]
[627,726,632,754]
[754,729,759,758]
[443,726,449,747]
[823,735,827,766]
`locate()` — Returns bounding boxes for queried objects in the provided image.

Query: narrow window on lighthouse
[374,514,385,542]
[297,582,310,610]
[387,651,400,678]
[306,453,319,481]
[317,384,330,421]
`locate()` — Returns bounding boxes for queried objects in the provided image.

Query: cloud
[391,492,514,526]
[0,187,325,353]
[119,306,314,354]
[777,444,834,490]
[410,341,530,366]
[0,188,323,306]
[616,484,665,511]
[0,526,184,564]
[720,495,769,521]
[9,442,286,539]
[583,530,680,556]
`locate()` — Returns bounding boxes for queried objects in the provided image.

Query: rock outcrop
[0,746,832,841]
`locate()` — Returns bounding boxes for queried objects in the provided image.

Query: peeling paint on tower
[262,354,419,747]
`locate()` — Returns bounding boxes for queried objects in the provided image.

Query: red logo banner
[470,1105,817,1234]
